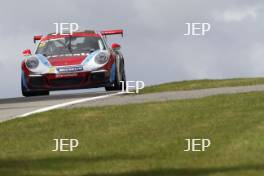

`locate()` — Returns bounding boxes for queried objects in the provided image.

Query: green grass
[141,77,264,94]
[1,92,264,175]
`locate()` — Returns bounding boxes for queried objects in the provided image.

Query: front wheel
[105,57,126,91]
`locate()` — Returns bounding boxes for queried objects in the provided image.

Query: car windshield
[36,36,105,56]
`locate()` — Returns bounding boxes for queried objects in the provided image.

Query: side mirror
[111,43,121,50]
[22,49,32,56]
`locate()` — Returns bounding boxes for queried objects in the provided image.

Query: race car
[21,29,126,97]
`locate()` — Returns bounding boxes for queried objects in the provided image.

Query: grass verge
[141,77,264,94]
[0,92,264,175]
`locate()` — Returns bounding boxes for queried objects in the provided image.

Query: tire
[105,85,114,91]
[119,59,126,91]
[105,56,126,91]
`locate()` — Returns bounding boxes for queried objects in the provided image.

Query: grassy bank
[141,78,264,94]
[0,92,264,175]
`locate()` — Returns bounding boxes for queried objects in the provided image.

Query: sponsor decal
[48,67,56,73]
[55,73,78,78]
[39,41,46,48]
[57,65,83,73]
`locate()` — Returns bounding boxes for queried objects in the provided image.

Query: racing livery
[21,30,126,97]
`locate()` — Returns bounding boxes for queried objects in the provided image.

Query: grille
[49,78,83,87]
[91,72,105,81]
[30,77,45,87]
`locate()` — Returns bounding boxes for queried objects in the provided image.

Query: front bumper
[26,70,110,91]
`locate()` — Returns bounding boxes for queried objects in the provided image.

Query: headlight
[94,53,108,64]
[26,57,39,69]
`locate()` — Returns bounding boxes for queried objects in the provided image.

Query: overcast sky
[0,0,264,98]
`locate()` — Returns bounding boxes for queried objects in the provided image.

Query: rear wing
[33,29,123,43]
[33,35,43,43]
[100,29,123,37]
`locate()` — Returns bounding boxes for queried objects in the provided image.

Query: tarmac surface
[1,85,264,123]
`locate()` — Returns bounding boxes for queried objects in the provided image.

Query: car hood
[48,55,87,66]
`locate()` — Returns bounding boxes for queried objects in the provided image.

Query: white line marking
[17,92,124,118]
